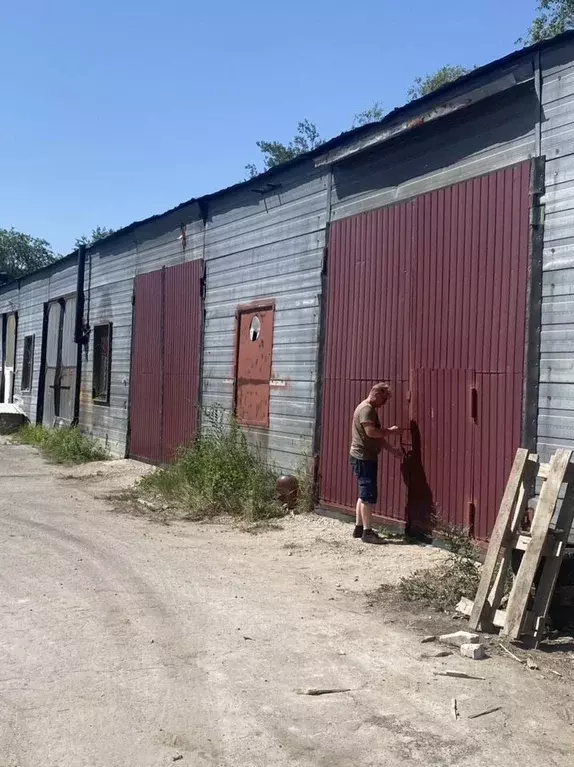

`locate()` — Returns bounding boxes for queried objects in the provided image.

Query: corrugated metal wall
[0,259,78,423]
[539,39,574,461]
[202,161,329,472]
[330,86,536,222]
[320,163,531,538]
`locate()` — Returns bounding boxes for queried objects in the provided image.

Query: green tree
[246,119,322,178]
[352,102,385,127]
[0,227,57,282]
[74,226,115,249]
[521,0,574,44]
[407,65,471,101]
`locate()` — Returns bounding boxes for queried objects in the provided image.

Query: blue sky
[1,0,538,254]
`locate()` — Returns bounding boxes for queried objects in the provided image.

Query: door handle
[470,387,478,423]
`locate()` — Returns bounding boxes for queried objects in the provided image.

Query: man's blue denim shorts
[350,456,378,504]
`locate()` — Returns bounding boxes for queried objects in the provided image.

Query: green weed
[15,424,108,464]
[397,521,481,612]
[138,406,286,522]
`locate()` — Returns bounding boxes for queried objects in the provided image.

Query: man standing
[349,383,401,544]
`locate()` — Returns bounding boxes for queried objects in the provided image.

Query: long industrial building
[3,32,574,539]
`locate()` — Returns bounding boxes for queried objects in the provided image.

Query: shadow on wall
[401,420,435,543]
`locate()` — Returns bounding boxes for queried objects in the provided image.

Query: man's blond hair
[370,382,391,398]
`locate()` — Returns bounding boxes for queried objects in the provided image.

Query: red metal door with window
[129,260,203,463]
[235,305,274,427]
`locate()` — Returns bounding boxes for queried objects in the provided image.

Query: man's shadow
[401,420,435,542]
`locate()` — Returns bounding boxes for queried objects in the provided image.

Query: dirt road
[1,442,573,766]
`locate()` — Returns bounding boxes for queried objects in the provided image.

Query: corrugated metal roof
[3,29,574,292]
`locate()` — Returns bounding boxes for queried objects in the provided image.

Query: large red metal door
[410,164,530,537]
[130,260,203,463]
[319,202,413,523]
[319,161,531,539]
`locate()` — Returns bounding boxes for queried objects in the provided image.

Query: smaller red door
[129,260,203,464]
[235,305,274,427]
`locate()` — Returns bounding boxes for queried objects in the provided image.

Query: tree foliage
[352,102,385,127]
[74,226,115,249]
[0,227,57,282]
[246,119,322,178]
[407,65,471,101]
[522,0,574,45]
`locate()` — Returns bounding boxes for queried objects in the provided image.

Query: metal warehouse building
[3,32,574,540]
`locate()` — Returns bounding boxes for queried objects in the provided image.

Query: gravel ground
[1,444,573,766]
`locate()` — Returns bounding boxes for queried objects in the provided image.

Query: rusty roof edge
[314,63,535,167]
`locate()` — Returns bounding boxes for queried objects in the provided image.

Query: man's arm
[363,423,400,440]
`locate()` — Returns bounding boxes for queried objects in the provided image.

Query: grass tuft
[397,521,481,612]
[138,406,288,522]
[15,424,108,464]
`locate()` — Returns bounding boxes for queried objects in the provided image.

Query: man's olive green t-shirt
[350,401,381,462]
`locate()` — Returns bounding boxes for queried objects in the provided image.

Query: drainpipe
[73,244,86,424]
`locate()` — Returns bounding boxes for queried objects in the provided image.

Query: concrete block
[460,643,486,660]
[438,630,480,648]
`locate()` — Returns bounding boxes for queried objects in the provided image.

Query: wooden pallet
[463,448,574,646]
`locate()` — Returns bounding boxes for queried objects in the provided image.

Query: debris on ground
[460,643,486,660]
[526,658,540,671]
[433,670,486,680]
[421,635,437,644]
[172,755,184,762]
[452,698,459,721]
[439,630,480,648]
[468,706,502,720]
[499,644,524,664]
[296,687,352,696]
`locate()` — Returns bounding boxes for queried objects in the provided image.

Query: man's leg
[353,498,364,538]
[360,501,373,530]
[360,462,385,544]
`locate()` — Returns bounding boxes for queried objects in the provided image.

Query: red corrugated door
[130,260,203,464]
[319,201,413,523]
[130,270,163,463]
[319,161,531,539]
[163,260,203,462]
[411,163,530,537]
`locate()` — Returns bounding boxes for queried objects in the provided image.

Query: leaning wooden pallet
[462,447,574,647]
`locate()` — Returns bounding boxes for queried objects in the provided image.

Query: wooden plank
[485,479,531,625]
[457,596,506,628]
[512,532,559,555]
[502,449,572,640]
[537,462,574,483]
[469,448,531,631]
[530,482,574,644]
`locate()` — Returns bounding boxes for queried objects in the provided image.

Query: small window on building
[93,323,112,403]
[21,335,34,391]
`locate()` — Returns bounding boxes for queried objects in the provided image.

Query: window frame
[92,322,113,405]
[21,334,34,392]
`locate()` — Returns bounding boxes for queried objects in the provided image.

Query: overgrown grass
[16,424,109,464]
[138,407,288,522]
[397,521,481,612]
